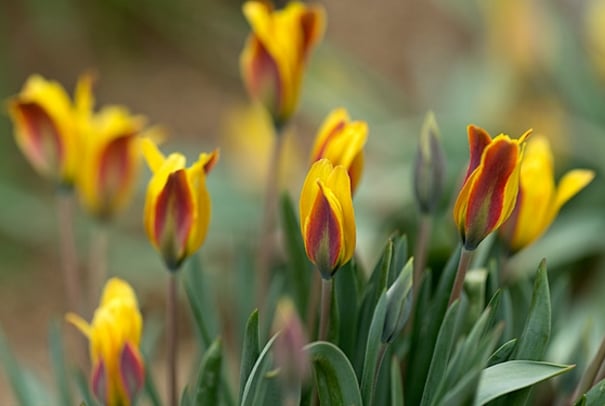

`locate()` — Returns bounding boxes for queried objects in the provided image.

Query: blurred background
[1,0,605,403]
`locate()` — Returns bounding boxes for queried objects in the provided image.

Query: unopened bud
[382,257,414,343]
[414,112,446,214]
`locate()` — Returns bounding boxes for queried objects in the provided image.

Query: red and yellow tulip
[142,138,218,271]
[309,108,368,194]
[7,74,91,187]
[77,106,146,220]
[300,159,355,278]
[453,125,531,250]
[500,135,594,253]
[240,1,325,127]
[66,278,144,406]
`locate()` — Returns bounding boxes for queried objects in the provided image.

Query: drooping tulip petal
[300,159,355,278]
[500,135,595,252]
[240,1,325,126]
[453,125,531,250]
[142,138,217,271]
[309,108,368,194]
[66,278,144,406]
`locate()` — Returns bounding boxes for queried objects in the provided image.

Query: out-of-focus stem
[257,127,286,310]
[413,214,432,301]
[167,273,178,406]
[572,333,605,403]
[306,271,321,338]
[448,247,474,306]
[56,192,79,312]
[318,278,333,342]
[89,223,108,310]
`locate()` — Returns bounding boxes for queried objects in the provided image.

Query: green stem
[167,273,178,406]
[257,127,286,311]
[369,343,389,406]
[306,271,321,338]
[318,278,333,342]
[56,193,80,313]
[413,214,432,302]
[448,247,474,306]
[89,223,108,310]
[572,333,605,402]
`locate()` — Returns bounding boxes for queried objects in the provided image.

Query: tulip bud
[414,112,445,214]
[299,159,356,279]
[453,125,531,250]
[382,257,414,344]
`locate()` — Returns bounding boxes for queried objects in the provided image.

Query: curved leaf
[241,333,279,406]
[193,338,223,405]
[360,291,388,405]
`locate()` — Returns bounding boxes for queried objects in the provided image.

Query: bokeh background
[2,0,605,404]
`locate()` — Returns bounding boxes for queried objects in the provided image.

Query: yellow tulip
[66,278,144,406]
[77,106,146,220]
[453,125,531,250]
[500,135,595,253]
[309,108,368,194]
[7,74,91,186]
[240,1,325,127]
[142,138,218,271]
[299,159,355,278]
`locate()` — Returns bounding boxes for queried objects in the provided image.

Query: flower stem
[55,192,79,312]
[306,271,321,337]
[318,278,333,341]
[448,247,474,306]
[413,214,432,301]
[257,126,286,311]
[89,223,108,310]
[167,273,178,406]
[572,333,605,402]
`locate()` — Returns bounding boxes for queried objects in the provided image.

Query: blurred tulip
[586,0,605,79]
[142,138,218,271]
[500,135,594,253]
[453,125,531,250]
[413,112,445,214]
[77,106,146,220]
[240,1,325,127]
[66,278,144,406]
[299,159,355,279]
[309,108,368,194]
[7,74,91,187]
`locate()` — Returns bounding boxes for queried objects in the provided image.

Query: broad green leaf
[576,377,605,406]
[335,260,361,359]
[360,291,388,406]
[475,361,574,405]
[241,333,279,406]
[487,339,517,367]
[280,193,312,318]
[305,341,363,406]
[239,309,260,401]
[391,356,404,406]
[49,321,72,406]
[193,338,223,405]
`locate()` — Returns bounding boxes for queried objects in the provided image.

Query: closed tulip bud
[299,159,356,279]
[499,135,594,253]
[240,1,325,128]
[414,112,446,214]
[66,278,144,406]
[453,125,531,250]
[77,106,146,220]
[382,257,414,344]
[309,108,368,194]
[142,138,218,271]
[7,74,90,187]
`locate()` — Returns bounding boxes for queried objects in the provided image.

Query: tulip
[142,138,218,271]
[500,135,594,253]
[414,112,446,214]
[77,106,146,220]
[240,1,325,127]
[299,159,355,279]
[66,278,144,406]
[453,125,531,251]
[7,74,90,187]
[309,108,368,194]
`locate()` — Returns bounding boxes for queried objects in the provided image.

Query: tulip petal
[119,342,145,405]
[554,169,595,211]
[185,154,212,255]
[65,313,92,338]
[300,159,333,232]
[141,137,167,174]
[300,5,326,59]
[241,35,282,117]
[310,108,349,163]
[92,359,108,405]
[465,125,492,181]
[326,165,355,264]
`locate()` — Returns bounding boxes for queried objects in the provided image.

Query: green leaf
[241,333,279,406]
[184,257,213,348]
[474,361,574,405]
[49,321,72,406]
[280,193,312,318]
[74,369,97,406]
[239,309,260,401]
[487,339,517,367]
[334,260,361,359]
[140,317,162,406]
[305,341,363,406]
[576,377,605,406]
[0,328,37,406]
[360,291,388,406]
[391,356,404,406]
[193,338,223,405]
